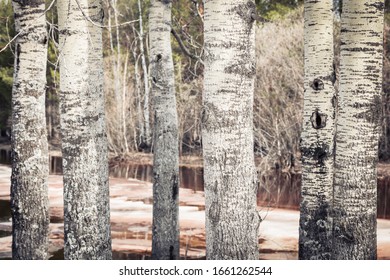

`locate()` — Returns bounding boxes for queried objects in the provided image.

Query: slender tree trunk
[149,0,180,260]
[202,0,260,260]
[113,0,121,102]
[112,0,127,153]
[333,0,341,19]
[138,0,151,148]
[130,36,145,146]
[58,0,112,260]
[10,0,49,260]
[122,50,130,154]
[299,0,336,260]
[129,6,144,148]
[333,0,384,259]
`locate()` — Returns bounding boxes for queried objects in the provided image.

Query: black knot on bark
[13,0,41,7]
[233,1,257,24]
[156,54,162,62]
[39,35,47,45]
[310,78,324,91]
[365,1,384,11]
[312,146,328,165]
[310,110,327,129]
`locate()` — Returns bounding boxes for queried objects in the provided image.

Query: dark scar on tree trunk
[310,110,327,129]
[172,174,178,200]
[169,245,174,259]
[16,44,21,69]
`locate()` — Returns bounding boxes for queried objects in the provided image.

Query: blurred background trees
[0,0,389,171]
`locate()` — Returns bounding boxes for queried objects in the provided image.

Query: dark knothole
[310,110,327,129]
[156,54,162,62]
[310,78,324,91]
[169,245,175,260]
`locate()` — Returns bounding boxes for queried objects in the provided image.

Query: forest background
[0,0,390,173]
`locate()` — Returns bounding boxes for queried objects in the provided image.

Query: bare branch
[0,0,57,53]
[0,30,22,53]
[171,26,204,65]
[74,0,138,28]
[188,0,204,23]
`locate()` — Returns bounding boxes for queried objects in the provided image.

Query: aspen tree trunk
[58,0,112,259]
[10,0,49,260]
[333,0,384,259]
[149,0,180,260]
[202,0,260,260]
[299,0,336,260]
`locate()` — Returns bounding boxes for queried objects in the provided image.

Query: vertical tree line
[202,0,260,259]
[333,0,384,259]
[299,0,336,260]
[300,0,385,260]
[57,0,111,259]
[5,0,387,260]
[149,0,180,260]
[10,0,49,260]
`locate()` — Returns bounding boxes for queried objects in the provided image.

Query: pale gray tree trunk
[58,0,112,259]
[129,6,145,148]
[333,0,384,259]
[202,0,260,260]
[10,0,49,260]
[299,0,336,260]
[130,32,145,146]
[149,0,180,260]
[333,0,341,19]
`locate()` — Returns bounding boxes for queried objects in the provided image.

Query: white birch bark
[202,0,260,260]
[58,0,112,259]
[333,0,384,259]
[10,0,49,260]
[299,0,336,260]
[149,0,180,260]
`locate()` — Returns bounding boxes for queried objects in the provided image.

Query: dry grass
[254,7,304,174]
[103,6,390,171]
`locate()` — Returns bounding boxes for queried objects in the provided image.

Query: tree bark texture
[58,0,112,259]
[10,0,49,260]
[202,0,260,260]
[149,0,180,260]
[299,0,336,260]
[333,0,384,259]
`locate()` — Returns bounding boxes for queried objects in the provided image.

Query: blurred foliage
[256,0,303,20]
[0,0,14,130]
[0,0,59,130]
[0,0,390,160]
